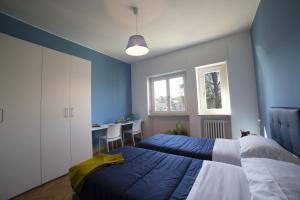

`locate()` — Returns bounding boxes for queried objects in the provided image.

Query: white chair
[100,123,123,152]
[124,120,143,146]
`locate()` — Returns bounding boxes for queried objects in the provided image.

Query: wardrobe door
[0,33,42,199]
[70,57,92,166]
[41,48,71,183]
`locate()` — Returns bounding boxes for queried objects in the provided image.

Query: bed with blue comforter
[78,146,203,200]
[136,134,215,160]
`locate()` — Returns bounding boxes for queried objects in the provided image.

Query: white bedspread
[187,161,251,200]
[242,158,300,200]
[212,138,241,166]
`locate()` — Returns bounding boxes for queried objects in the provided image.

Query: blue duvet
[136,134,215,160]
[78,147,203,200]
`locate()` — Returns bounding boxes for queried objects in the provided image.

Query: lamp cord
[135,9,138,34]
[132,7,138,35]
[136,13,137,34]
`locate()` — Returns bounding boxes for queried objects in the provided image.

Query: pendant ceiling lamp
[125,7,149,56]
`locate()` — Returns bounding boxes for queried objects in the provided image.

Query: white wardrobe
[0,33,92,199]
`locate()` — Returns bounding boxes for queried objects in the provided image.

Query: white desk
[92,121,134,132]
[92,121,134,153]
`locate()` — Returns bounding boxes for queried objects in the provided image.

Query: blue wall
[0,13,132,124]
[251,0,300,135]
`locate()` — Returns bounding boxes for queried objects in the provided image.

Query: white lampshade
[125,35,149,56]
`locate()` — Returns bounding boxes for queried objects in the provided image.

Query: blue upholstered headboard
[270,107,300,157]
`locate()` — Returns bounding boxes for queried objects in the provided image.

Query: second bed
[136,133,241,166]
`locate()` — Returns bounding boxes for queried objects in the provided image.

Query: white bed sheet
[242,158,300,200]
[187,154,300,200]
[212,138,241,166]
[187,161,251,200]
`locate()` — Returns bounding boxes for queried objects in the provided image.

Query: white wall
[131,31,259,139]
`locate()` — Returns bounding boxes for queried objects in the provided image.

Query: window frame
[195,62,231,115]
[148,71,188,116]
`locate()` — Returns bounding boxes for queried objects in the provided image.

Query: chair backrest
[132,120,142,132]
[107,123,121,139]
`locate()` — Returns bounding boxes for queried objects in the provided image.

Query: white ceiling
[0,0,260,64]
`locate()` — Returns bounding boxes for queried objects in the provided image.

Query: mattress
[136,133,215,160]
[78,146,203,200]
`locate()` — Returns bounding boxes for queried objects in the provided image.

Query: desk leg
[132,134,135,146]
[98,136,101,154]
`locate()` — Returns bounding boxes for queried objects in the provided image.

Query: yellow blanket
[69,153,124,193]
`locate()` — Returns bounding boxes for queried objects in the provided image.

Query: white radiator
[205,120,226,139]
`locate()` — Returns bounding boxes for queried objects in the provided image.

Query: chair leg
[106,141,109,152]
[140,131,143,140]
[121,138,124,147]
[132,134,135,146]
[98,137,101,154]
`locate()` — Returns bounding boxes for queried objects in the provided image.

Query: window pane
[205,71,222,109]
[170,77,185,111]
[153,80,167,111]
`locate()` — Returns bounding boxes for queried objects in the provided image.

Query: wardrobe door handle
[69,107,74,118]
[64,108,69,118]
[0,108,3,123]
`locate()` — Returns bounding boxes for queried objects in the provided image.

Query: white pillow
[242,158,300,200]
[239,135,300,165]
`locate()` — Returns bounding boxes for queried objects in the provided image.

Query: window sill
[149,113,189,117]
[197,114,231,117]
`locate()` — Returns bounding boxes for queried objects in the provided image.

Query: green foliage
[205,72,222,109]
[166,123,188,136]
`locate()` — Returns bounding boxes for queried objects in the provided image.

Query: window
[149,72,186,115]
[196,62,231,115]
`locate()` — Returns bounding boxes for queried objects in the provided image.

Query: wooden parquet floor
[12,175,72,200]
